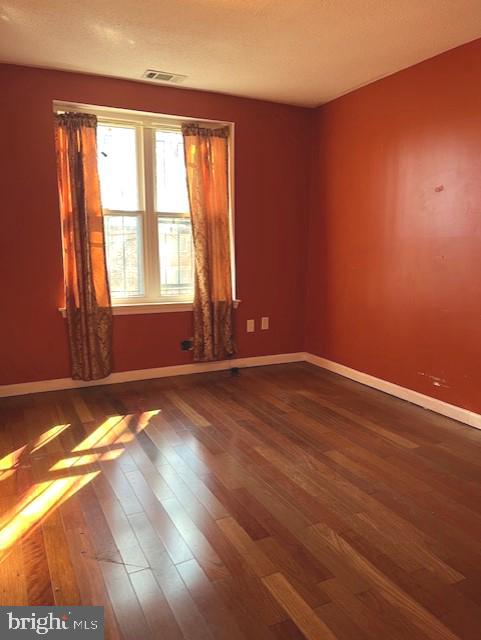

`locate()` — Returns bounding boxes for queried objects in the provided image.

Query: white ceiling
[1,0,481,107]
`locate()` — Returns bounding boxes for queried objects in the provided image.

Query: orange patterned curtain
[54,112,113,380]
[182,124,235,361]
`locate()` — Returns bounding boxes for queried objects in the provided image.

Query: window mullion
[142,126,160,300]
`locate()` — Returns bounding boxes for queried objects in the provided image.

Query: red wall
[305,38,481,414]
[0,65,311,384]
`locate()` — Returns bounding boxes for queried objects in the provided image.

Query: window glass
[155,130,189,214]
[104,215,143,297]
[158,217,194,297]
[98,125,139,211]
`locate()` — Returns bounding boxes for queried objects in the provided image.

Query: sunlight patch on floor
[0,409,161,561]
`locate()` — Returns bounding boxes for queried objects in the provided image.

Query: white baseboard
[304,353,481,431]
[0,352,305,398]
[2,351,479,432]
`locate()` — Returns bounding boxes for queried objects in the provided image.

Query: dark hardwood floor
[1,362,480,639]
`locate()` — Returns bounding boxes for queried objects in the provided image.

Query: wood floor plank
[176,558,247,640]
[0,494,28,605]
[262,572,338,640]
[92,473,150,572]
[216,517,277,577]
[309,523,460,640]
[150,561,215,640]
[213,574,287,630]
[269,619,306,640]
[98,559,151,639]
[319,578,404,640]
[125,468,193,565]
[21,527,55,605]
[129,568,184,640]
[256,536,330,609]
[161,496,230,580]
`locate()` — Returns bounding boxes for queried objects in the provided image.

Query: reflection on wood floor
[0,362,480,640]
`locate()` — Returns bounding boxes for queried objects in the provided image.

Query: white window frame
[54,101,237,314]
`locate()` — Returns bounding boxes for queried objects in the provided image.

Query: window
[95,119,196,305]
[58,106,235,309]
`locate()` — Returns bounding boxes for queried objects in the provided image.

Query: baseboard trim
[304,353,481,430]
[2,351,479,431]
[0,352,305,398]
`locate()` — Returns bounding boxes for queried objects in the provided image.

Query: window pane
[98,125,139,211]
[105,215,143,297]
[158,217,194,297]
[155,130,189,213]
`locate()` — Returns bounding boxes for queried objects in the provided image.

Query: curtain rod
[52,100,233,130]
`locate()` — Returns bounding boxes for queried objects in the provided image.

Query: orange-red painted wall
[306,39,481,414]
[0,65,311,384]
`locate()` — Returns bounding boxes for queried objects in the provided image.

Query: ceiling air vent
[142,69,187,84]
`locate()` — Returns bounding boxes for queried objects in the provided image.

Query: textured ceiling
[1,0,481,106]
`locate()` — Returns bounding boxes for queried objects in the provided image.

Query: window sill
[59,299,241,317]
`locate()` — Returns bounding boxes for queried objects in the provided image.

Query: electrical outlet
[261,317,269,330]
[246,319,255,332]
